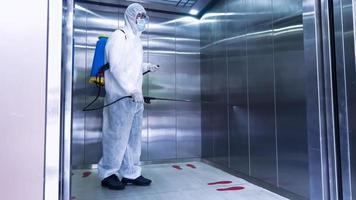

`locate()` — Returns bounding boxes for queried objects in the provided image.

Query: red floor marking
[172,165,182,170]
[208,181,233,185]
[82,171,92,178]
[216,186,245,191]
[186,164,197,169]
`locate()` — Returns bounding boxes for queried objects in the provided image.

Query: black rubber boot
[121,176,152,186]
[101,174,125,190]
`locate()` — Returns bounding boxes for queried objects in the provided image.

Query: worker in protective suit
[98,3,159,190]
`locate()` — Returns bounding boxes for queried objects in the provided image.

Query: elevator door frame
[332,0,356,199]
[45,0,352,200]
[304,0,356,199]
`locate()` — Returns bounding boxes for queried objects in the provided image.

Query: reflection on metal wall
[201,0,309,198]
[72,3,201,166]
[73,3,120,167]
[333,0,356,199]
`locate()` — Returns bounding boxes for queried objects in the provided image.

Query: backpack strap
[119,29,127,39]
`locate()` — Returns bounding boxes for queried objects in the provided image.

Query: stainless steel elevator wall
[333,0,356,199]
[201,0,309,198]
[72,3,201,166]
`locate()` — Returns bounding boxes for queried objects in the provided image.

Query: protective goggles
[136,12,149,24]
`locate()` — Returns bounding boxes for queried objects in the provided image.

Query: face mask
[136,18,147,32]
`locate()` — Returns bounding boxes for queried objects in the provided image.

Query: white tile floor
[72,162,289,200]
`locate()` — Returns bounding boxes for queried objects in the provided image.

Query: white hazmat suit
[98,3,158,180]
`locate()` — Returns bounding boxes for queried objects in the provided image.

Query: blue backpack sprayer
[83,32,189,112]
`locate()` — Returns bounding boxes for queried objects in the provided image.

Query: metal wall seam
[83,4,88,166]
[174,16,178,160]
[271,0,279,188]
[246,0,251,176]
[225,0,231,169]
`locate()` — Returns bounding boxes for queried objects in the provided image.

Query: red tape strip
[82,171,92,178]
[208,181,233,185]
[217,186,245,191]
[186,164,197,169]
[172,165,182,170]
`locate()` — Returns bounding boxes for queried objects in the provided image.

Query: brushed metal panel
[74,4,87,29]
[176,16,201,159]
[200,15,214,159]
[211,103,229,165]
[176,102,201,158]
[332,1,352,198]
[147,13,176,99]
[148,53,176,98]
[246,0,277,185]
[273,0,309,197]
[343,1,356,198]
[200,1,315,196]
[84,49,104,164]
[200,56,214,159]
[81,3,119,31]
[200,16,212,104]
[72,5,86,167]
[342,1,356,198]
[175,53,200,101]
[303,0,327,199]
[147,13,177,160]
[147,101,176,160]
[210,0,229,166]
[333,0,356,199]
[226,0,249,175]
[201,103,214,159]
[175,17,200,101]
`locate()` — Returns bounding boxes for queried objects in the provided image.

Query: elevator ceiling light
[189,9,199,15]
